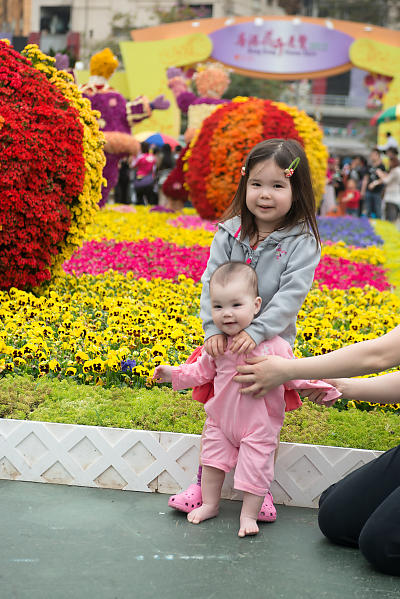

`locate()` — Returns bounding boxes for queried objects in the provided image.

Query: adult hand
[204,334,227,358]
[234,355,291,397]
[230,331,256,355]
[297,379,342,407]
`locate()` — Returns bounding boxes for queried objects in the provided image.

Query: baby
[153,262,340,537]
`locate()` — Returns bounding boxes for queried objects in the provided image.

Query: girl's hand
[230,331,256,355]
[204,334,227,358]
[234,355,290,397]
[153,365,173,383]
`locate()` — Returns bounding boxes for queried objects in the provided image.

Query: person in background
[378,131,399,152]
[340,177,361,216]
[374,149,400,222]
[173,144,182,162]
[114,158,132,204]
[330,156,345,202]
[351,155,368,216]
[131,142,158,206]
[157,144,176,207]
[319,157,338,216]
[361,148,386,218]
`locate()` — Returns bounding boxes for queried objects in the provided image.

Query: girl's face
[245,158,293,232]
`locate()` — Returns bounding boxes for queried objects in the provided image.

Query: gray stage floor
[0,480,398,599]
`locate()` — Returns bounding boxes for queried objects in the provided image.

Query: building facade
[30,0,283,54]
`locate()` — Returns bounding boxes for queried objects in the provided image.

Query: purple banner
[210,21,354,75]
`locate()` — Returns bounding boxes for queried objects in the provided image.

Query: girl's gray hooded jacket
[200,216,320,348]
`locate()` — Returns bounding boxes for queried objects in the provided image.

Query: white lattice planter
[0,419,383,508]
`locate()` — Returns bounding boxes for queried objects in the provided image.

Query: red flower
[185,98,301,219]
[0,42,85,290]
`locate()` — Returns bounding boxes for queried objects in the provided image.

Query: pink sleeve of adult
[171,352,216,391]
[266,337,341,406]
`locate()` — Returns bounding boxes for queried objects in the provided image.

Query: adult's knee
[318,483,359,547]
[359,518,400,576]
[318,484,342,543]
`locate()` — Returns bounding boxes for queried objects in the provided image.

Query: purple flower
[317,217,383,247]
[149,206,175,213]
[121,359,136,372]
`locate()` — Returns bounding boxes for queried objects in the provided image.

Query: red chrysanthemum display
[162,146,189,202]
[0,42,85,290]
[184,97,327,220]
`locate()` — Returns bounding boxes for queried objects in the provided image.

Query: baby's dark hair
[222,138,320,246]
[209,261,258,297]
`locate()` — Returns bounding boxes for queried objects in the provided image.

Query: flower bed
[0,42,105,291]
[1,210,400,420]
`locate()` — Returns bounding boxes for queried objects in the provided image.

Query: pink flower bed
[167,215,218,232]
[315,256,389,291]
[63,239,210,281]
[64,240,390,291]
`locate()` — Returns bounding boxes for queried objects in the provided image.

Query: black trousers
[135,185,158,206]
[318,444,400,576]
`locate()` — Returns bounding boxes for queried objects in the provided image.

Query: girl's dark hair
[222,138,321,246]
[141,141,150,154]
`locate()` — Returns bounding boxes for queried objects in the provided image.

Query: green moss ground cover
[0,375,398,451]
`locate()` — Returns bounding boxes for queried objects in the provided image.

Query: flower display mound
[0,42,105,291]
[63,239,210,281]
[185,97,327,220]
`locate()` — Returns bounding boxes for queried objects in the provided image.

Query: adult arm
[318,372,400,405]
[234,325,400,396]
[376,167,397,185]
[244,235,320,345]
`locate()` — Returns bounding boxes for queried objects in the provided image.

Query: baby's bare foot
[238,515,259,537]
[187,504,219,524]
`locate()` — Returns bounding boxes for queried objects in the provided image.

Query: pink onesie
[172,336,340,497]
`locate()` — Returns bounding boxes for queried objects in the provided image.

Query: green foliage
[224,74,287,102]
[1,376,398,451]
[153,3,202,24]
[281,401,400,451]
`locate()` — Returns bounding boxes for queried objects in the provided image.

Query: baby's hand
[153,365,173,383]
[230,331,256,355]
[204,334,226,358]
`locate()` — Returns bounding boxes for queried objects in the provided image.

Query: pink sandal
[257,491,277,522]
[168,483,203,513]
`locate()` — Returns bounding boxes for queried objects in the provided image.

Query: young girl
[154,262,339,537]
[168,138,321,521]
[339,178,361,216]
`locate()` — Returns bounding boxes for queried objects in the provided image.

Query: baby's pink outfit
[172,336,340,497]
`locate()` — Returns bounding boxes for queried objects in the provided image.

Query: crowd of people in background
[113,142,182,209]
[113,135,400,222]
[320,133,400,221]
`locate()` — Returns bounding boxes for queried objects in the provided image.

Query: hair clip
[241,165,246,176]
[284,157,300,177]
